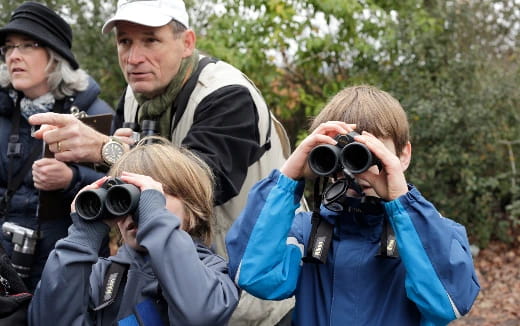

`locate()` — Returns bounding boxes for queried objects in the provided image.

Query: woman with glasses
[0,2,113,292]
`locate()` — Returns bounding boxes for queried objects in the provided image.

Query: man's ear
[182,29,196,57]
[400,142,412,172]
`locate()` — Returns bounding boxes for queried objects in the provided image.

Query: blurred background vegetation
[1,0,519,247]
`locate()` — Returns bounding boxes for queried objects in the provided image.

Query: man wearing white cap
[29,0,297,325]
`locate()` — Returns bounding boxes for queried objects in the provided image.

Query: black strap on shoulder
[170,56,217,133]
[92,261,129,311]
[376,217,399,259]
[0,96,41,219]
[249,112,271,164]
[302,177,334,264]
[0,97,69,220]
[171,56,273,165]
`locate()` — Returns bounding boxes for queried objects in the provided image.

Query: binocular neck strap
[377,217,399,259]
[302,177,334,264]
[92,261,129,311]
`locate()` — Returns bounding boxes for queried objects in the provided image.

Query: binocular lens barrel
[308,139,378,176]
[340,142,375,174]
[308,144,341,176]
[75,180,140,221]
[141,120,158,137]
[105,185,140,217]
[75,189,107,221]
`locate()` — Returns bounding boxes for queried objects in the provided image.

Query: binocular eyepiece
[308,132,381,176]
[75,178,140,221]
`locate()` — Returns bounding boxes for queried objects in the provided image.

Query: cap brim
[102,5,173,34]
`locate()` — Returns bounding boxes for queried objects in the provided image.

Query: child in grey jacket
[29,138,239,325]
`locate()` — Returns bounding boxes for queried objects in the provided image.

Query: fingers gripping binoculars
[308,132,382,176]
[75,178,140,221]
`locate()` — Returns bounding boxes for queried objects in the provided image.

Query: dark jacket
[29,189,239,326]
[0,77,113,291]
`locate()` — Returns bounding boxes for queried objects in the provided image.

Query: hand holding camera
[120,120,159,145]
[1,222,39,279]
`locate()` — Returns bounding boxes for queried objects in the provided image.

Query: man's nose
[126,44,145,65]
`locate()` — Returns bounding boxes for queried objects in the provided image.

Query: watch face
[102,141,125,165]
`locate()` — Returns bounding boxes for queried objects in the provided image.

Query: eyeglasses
[0,42,41,57]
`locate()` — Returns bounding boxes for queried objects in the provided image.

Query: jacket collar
[319,196,385,240]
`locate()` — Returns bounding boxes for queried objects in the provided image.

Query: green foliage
[196,0,520,246]
[0,0,124,108]
[1,0,519,246]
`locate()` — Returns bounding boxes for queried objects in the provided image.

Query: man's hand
[29,112,108,163]
[113,127,137,146]
[32,158,73,191]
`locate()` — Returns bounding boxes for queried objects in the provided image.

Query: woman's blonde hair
[310,85,410,156]
[109,137,215,246]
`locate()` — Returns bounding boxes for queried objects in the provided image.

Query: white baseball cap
[102,0,189,34]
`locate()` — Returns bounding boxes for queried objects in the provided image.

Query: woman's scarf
[135,49,199,137]
[9,90,55,121]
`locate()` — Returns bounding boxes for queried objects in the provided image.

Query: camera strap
[302,177,334,264]
[1,95,42,219]
[92,261,129,311]
[1,97,70,222]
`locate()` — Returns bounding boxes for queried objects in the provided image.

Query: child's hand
[72,177,124,227]
[354,131,410,201]
[119,171,164,194]
[71,177,109,213]
[281,121,356,180]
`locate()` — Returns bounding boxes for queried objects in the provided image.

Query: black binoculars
[123,120,159,144]
[308,132,381,176]
[75,178,140,221]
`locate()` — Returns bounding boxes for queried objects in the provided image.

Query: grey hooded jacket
[28,189,239,326]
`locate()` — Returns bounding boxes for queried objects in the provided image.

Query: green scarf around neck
[135,49,199,137]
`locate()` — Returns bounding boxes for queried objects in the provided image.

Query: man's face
[115,21,191,99]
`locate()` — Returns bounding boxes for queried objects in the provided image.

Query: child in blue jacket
[226,85,479,326]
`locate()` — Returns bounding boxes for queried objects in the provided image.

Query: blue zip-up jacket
[29,189,240,326]
[0,77,113,291]
[226,170,480,326]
